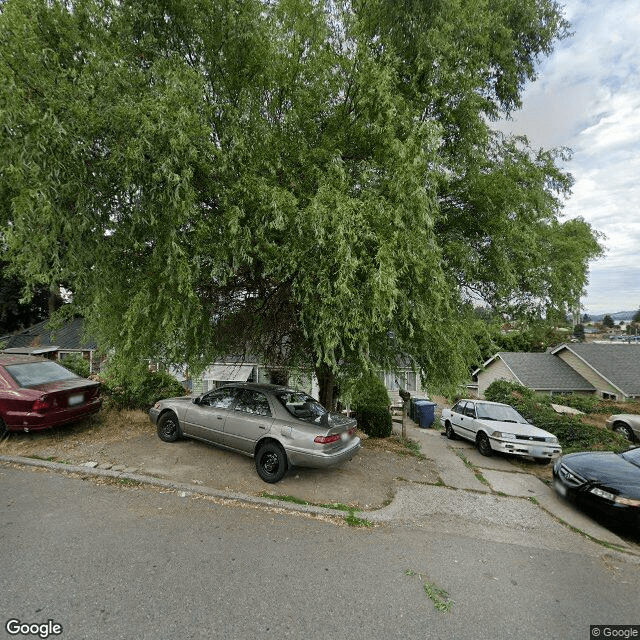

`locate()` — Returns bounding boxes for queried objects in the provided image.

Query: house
[191,359,428,406]
[473,343,640,401]
[0,317,100,373]
[3,318,429,403]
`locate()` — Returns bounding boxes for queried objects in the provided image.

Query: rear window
[275,391,326,423]
[5,361,79,387]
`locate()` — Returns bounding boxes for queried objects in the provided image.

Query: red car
[0,354,102,437]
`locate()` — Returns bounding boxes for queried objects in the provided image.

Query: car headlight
[590,487,616,500]
[546,436,559,444]
[492,431,516,440]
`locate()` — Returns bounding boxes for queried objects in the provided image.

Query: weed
[317,502,353,512]
[119,478,141,486]
[344,512,373,528]
[424,581,453,612]
[27,454,55,462]
[406,570,453,612]
[474,471,489,486]
[260,492,309,506]
[398,438,426,459]
[528,496,539,505]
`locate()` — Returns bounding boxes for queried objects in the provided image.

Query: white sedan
[441,399,562,464]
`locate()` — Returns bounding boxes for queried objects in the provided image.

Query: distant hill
[586,310,636,322]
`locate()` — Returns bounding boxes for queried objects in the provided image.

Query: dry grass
[0,407,151,458]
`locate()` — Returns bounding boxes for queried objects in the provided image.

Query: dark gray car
[150,383,360,483]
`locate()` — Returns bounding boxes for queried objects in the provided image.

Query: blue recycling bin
[415,401,436,428]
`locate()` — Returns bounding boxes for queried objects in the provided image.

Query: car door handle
[216,416,223,420]
[259,425,266,429]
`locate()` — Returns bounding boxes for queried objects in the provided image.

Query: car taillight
[314,434,341,444]
[33,396,53,412]
[348,427,357,436]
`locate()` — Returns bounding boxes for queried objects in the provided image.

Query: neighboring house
[550,343,640,401]
[473,343,640,401]
[0,317,100,373]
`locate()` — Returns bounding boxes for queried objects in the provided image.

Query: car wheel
[445,421,457,440]
[613,422,635,442]
[476,432,492,457]
[0,418,8,439]
[255,442,287,483]
[157,412,181,442]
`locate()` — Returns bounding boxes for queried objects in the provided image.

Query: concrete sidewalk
[399,418,630,549]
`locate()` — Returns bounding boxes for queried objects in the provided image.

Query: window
[201,387,237,409]
[234,390,271,416]
[452,401,467,414]
[276,391,326,423]
[5,361,78,388]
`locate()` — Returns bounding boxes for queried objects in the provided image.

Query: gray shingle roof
[553,343,640,396]
[498,352,595,392]
[2,317,96,351]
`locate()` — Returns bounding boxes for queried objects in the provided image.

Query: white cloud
[498,0,640,314]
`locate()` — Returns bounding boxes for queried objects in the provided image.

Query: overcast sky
[497,0,640,316]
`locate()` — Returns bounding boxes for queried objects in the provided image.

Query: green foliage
[602,315,615,328]
[572,324,585,341]
[60,353,90,378]
[358,406,393,438]
[484,380,628,452]
[100,360,186,410]
[346,371,391,411]
[552,393,599,414]
[0,0,601,401]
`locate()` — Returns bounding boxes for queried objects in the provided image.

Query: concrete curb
[0,455,356,521]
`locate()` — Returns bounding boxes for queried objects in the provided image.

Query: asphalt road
[1,465,638,640]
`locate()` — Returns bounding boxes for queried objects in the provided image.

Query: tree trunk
[316,362,335,411]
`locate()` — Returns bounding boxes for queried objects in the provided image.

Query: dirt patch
[0,408,441,510]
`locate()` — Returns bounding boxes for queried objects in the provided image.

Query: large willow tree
[0,0,602,405]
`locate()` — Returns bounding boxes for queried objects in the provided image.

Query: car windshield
[621,447,640,468]
[476,403,528,424]
[5,361,79,388]
[276,391,327,423]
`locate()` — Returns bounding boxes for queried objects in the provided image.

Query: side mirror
[192,395,201,405]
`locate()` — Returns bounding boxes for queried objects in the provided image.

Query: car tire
[476,432,492,457]
[157,412,181,442]
[613,422,635,442]
[255,442,287,483]
[0,418,8,439]
[445,421,457,440]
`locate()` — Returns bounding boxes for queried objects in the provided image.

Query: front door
[183,387,238,443]
[224,389,274,453]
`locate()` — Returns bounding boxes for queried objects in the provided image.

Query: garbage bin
[415,401,436,428]
[410,399,429,425]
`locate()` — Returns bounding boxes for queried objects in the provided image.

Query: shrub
[551,393,599,414]
[100,360,186,410]
[347,371,391,411]
[484,380,628,453]
[60,353,90,378]
[358,406,393,438]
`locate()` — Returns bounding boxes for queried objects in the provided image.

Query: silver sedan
[606,414,640,443]
[150,383,360,483]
